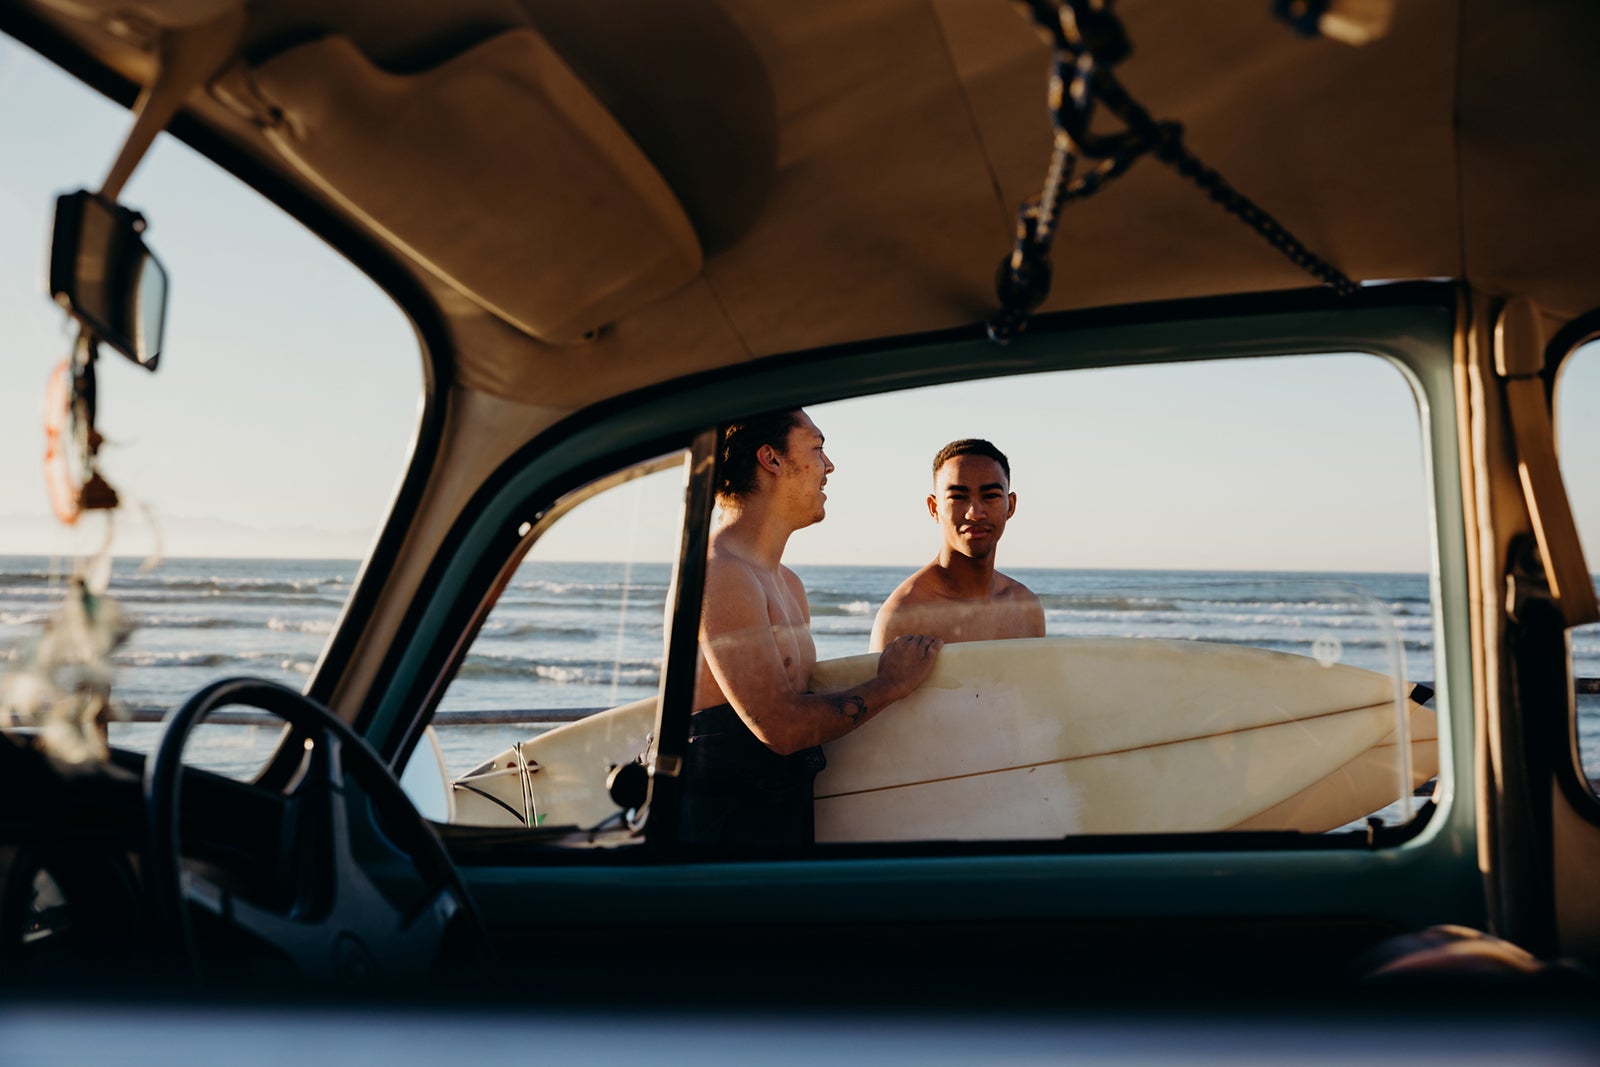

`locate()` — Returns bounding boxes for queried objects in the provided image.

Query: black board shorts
[679,703,826,847]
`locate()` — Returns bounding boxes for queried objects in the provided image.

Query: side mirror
[49,190,168,371]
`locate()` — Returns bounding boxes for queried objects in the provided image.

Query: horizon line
[0,551,1447,577]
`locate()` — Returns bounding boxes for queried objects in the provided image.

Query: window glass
[1556,340,1600,792]
[0,37,420,780]
[686,353,1436,845]
[444,459,685,828]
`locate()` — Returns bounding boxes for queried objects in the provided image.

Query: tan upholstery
[248,29,702,346]
[18,0,1600,398]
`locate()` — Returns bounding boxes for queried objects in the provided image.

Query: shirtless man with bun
[870,438,1046,650]
[685,409,942,846]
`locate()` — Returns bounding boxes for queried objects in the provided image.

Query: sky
[2,33,1597,573]
[0,37,420,563]
[536,356,1440,573]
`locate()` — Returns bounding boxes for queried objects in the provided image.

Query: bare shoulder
[871,565,940,649]
[779,564,806,598]
[882,563,943,608]
[998,572,1048,636]
[705,545,761,590]
[779,564,811,621]
[702,550,768,628]
[997,571,1041,602]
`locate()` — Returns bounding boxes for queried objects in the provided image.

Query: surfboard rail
[451,637,1440,841]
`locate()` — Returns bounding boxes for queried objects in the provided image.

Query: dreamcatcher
[0,326,140,762]
[1,190,167,762]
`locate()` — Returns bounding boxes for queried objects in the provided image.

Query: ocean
[3,554,1598,801]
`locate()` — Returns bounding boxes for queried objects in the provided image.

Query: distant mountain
[0,512,373,560]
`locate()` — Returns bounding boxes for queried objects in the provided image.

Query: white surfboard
[452,695,657,829]
[451,637,1438,840]
[808,638,1435,841]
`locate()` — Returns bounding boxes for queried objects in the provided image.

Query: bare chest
[758,573,816,681]
[915,590,1036,643]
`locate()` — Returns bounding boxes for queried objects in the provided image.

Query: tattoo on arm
[831,695,868,724]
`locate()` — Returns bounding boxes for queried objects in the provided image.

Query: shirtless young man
[684,409,942,846]
[870,439,1046,650]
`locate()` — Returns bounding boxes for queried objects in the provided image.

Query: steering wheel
[143,678,490,986]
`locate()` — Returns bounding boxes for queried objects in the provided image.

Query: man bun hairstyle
[932,438,1011,481]
[718,410,804,502]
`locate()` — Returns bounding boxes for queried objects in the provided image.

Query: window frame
[371,284,1484,935]
[1546,310,1600,818]
[375,448,694,796]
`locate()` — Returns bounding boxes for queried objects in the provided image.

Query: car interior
[1,0,1599,1046]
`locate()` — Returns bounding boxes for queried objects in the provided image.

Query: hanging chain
[988,0,1359,344]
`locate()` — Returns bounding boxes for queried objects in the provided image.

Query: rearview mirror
[49,190,167,371]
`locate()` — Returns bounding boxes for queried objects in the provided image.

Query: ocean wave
[455,652,661,685]
[1055,590,1433,613]
[267,617,336,635]
[1281,634,1432,654]
[809,620,874,637]
[1043,608,1431,635]
[0,610,49,627]
[133,615,251,630]
[0,571,349,599]
[0,588,73,604]
[113,650,234,669]
[529,663,659,686]
[1185,610,1424,631]
[1037,594,1183,612]
[1049,630,1435,655]
[493,593,671,615]
[481,621,598,639]
[105,647,322,674]
[105,612,342,632]
[1175,597,1430,616]
[0,571,77,590]
[510,577,671,596]
[111,589,350,609]
[116,574,342,595]
[810,600,877,618]
[231,651,318,676]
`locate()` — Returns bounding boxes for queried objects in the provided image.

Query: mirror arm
[99,9,245,201]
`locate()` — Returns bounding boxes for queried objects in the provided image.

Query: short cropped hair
[718,410,804,502]
[932,438,1011,481]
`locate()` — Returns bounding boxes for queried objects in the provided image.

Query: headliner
[7,0,1598,405]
